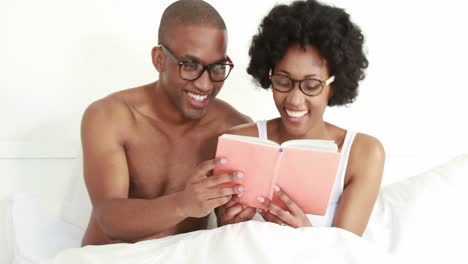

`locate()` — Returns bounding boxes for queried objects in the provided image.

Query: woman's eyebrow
[277,69,319,78]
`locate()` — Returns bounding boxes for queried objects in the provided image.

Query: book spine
[269,147,284,200]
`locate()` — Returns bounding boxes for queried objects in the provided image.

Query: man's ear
[151,46,164,72]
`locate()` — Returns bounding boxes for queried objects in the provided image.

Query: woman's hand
[216,196,256,226]
[257,185,312,228]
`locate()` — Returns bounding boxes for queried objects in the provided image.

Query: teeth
[187,92,208,102]
[285,109,308,118]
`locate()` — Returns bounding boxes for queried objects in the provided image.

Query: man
[81,0,254,246]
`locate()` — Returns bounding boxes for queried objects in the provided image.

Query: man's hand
[177,158,244,218]
[216,196,256,226]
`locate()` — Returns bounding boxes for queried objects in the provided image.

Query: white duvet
[42,221,396,264]
[7,154,466,264]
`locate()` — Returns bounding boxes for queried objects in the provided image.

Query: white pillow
[11,194,84,263]
[61,156,92,230]
[0,196,14,264]
[364,153,468,262]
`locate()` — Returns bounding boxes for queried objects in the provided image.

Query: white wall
[2,0,468,194]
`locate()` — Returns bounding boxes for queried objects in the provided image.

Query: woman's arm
[332,133,385,236]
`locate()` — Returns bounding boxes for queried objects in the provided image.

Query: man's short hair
[158,0,226,45]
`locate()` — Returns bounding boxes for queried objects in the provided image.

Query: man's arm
[82,100,242,242]
[82,100,189,242]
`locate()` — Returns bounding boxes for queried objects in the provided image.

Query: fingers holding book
[205,171,244,189]
[179,158,245,218]
[257,186,312,228]
[190,157,227,182]
[257,208,287,226]
[216,197,256,226]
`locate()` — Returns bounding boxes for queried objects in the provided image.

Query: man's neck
[151,81,207,129]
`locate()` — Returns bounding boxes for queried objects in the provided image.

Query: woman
[217,0,384,236]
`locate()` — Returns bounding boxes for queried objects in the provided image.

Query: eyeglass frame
[158,45,234,82]
[268,70,335,97]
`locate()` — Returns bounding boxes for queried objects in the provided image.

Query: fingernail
[235,172,244,180]
[218,158,227,165]
[237,193,243,198]
[237,186,244,193]
[257,197,265,204]
[273,185,280,192]
[257,208,263,214]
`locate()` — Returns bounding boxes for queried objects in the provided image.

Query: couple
[81,0,385,246]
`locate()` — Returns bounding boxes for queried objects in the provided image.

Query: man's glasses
[269,72,335,97]
[159,45,234,82]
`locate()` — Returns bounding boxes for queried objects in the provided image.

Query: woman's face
[272,43,333,138]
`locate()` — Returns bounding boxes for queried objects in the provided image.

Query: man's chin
[182,107,209,120]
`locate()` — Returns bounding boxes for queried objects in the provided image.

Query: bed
[1,141,467,263]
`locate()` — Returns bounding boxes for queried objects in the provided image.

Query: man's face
[158,25,228,120]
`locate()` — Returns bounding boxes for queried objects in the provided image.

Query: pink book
[214,134,341,215]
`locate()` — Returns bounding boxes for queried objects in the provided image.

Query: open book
[214,134,341,215]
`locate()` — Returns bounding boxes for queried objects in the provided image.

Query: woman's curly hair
[247,0,368,106]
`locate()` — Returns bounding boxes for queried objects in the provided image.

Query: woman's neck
[275,118,330,143]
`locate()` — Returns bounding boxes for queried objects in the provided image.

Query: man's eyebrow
[179,54,228,64]
[213,57,229,63]
[179,54,200,62]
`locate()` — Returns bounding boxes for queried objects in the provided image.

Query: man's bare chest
[123,127,218,199]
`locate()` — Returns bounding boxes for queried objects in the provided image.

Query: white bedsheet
[42,221,396,264]
[5,153,468,264]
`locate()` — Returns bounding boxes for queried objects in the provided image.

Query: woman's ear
[151,46,164,72]
[328,84,335,101]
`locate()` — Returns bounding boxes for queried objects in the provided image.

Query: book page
[215,135,279,209]
[221,134,279,147]
[274,148,341,215]
[282,140,338,152]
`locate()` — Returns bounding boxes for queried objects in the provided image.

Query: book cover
[214,134,341,215]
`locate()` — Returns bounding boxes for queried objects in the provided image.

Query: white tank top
[253,120,356,227]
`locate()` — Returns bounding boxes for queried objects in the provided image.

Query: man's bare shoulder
[83,94,132,127]
[84,83,154,120]
[212,99,252,129]
[81,85,152,138]
[225,123,258,137]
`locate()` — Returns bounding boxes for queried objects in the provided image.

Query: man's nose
[193,69,214,92]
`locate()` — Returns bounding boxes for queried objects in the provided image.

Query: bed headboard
[0,141,80,216]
